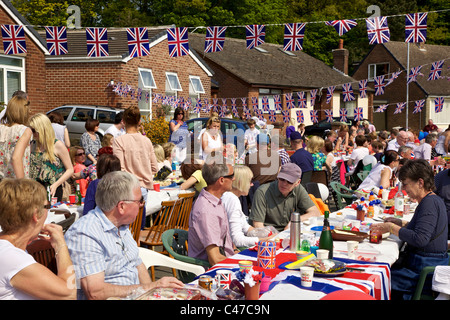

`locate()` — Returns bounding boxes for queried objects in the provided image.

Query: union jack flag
[221,98,227,108]
[204,26,227,53]
[374,75,385,96]
[268,110,277,122]
[413,99,425,114]
[325,19,358,36]
[283,23,306,51]
[376,104,388,113]
[1,25,27,55]
[274,95,282,111]
[434,97,444,113]
[243,107,252,119]
[296,110,304,123]
[428,60,444,81]
[339,108,348,122]
[394,102,406,114]
[127,27,150,58]
[167,27,189,57]
[282,110,290,123]
[193,101,201,113]
[310,89,318,106]
[405,12,428,43]
[286,93,295,109]
[407,66,423,84]
[325,109,333,123]
[386,71,402,86]
[366,17,390,44]
[297,91,307,108]
[326,86,335,104]
[241,98,247,109]
[359,80,367,98]
[251,97,258,111]
[231,98,238,117]
[245,25,265,50]
[45,26,68,56]
[261,96,270,112]
[354,107,363,121]
[310,110,318,123]
[86,28,108,57]
[342,83,355,102]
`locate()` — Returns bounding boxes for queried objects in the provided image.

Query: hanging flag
[240,97,247,109]
[261,96,270,112]
[45,26,68,56]
[326,86,335,104]
[376,104,388,113]
[283,23,306,51]
[251,97,258,111]
[274,95,282,111]
[127,27,150,58]
[282,110,290,123]
[413,100,425,114]
[405,12,428,43]
[246,25,265,50]
[339,108,348,122]
[366,17,390,44]
[310,89,318,106]
[244,107,252,119]
[325,109,333,123]
[167,27,189,57]
[434,97,444,113]
[204,26,227,53]
[193,100,201,113]
[296,110,304,123]
[358,80,367,99]
[268,110,277,122]
[407,66,423,84]
[394,102,406,114]
[386,71,402,86]
[86,27,109,57]
[325,20,358,36]
[231,98,238,117]
[1,25,27,55]
[354,107,363,121]
[374,75,385,96]
[297,91,307,108]
[428,60,444,81]
[310,110,318,123]
[342,83,355,102]
[286,93,295,109]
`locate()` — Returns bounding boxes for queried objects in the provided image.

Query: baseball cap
[277,163,302,184]
[290,131,303,141]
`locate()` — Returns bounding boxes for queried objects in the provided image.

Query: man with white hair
[386,130,408,152]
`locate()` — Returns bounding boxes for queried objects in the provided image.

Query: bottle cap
[291,212,301,222]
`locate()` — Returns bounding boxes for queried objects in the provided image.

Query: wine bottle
[319,211,333,259]
[75,183,82,206]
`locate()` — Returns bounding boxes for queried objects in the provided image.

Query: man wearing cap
[289,131,314,184]
[249,163,321,232]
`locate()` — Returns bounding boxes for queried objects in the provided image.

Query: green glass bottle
[75,182,82,205]
[319,211,333,259]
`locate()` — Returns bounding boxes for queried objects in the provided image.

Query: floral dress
[312,152,327,171]
[0,124,31,179]
[29,140,65,186]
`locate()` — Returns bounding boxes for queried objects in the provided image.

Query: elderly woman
[371,159,449,300]
[358,150,399,190]
[0,178,76,300]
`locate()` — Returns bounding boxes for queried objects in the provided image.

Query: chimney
[333,39,349,75]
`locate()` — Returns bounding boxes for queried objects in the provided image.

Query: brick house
[188,33,373,131]
[352,42,450,131]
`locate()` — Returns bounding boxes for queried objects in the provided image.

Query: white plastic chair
[138,247,205,277]
[317,183,330,201]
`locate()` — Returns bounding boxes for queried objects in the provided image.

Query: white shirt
[104,124,125,138]
[350,147,369,167]
[414,143,432,160]
[244,128,260,154]
[386,139,400,152]
[358,163,393,191]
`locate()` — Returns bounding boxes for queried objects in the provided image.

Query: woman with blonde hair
[308,135,329,171]
[200,116,222,160]
[0,96,32,179]
[29,113,73,202]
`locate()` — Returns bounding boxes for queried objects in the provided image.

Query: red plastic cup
[69,194,76,204]
[153,183,160,192]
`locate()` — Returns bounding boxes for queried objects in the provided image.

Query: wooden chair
[129,206,144,245]
[176,191,195,230]
[26,239,57,274]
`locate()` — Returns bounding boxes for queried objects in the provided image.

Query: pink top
[112,133,158,190]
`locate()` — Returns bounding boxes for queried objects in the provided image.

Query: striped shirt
[64,207,142,292]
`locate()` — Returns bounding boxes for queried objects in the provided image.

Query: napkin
[432,266,450,295]
[49,203,71,215]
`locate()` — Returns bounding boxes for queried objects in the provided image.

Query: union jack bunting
[251,97,258,111]
[354,107,363,121]
[127,27,150,58]
[413,100,425,114]
[245,24,265,50]
[261,96,270,112]
[342,83,355,102]
[405,12,428,43]
[86,28,108,57]
[428,60,444,81]
[359,80,367,98]
[374,75,385,96]
[193,101,200,113]
[310,110,318,123]
[366,17,390,44]
[274,95,282,111]
[386,71,402,86]
[204,26,227,53]
[434,97,444,113]
[167,27,189,57]
[145,91,150,103]
[326,86,335,104]
[394,102,406,114]
[286,93,295,109]
[282,110,290,123]
[339,108,348,122]
[231,98,238,116]
[45,26,68,56]
[1,25,27,55]
[325,19,358,36]
[376,104,388,113]
[221,98,227,108]
[310,89,318,106]
[296,110,304,123]
[283,23,306,51]
[325,109,333,123]
[407,66,423,84]
[268,110,277,122]
[240,98,247,109]
[297,91,307,108]
[243,107,252,119]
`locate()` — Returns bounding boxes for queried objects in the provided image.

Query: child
[371,140,384,162]
[244,118,260,154]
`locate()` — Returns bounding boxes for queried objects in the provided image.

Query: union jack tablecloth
[202,248,391,300]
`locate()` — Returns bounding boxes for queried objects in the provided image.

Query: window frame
[165,72,182,92]
[0,54,25,104]
[189,75,205,94]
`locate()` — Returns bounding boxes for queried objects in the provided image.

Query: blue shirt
[290,148,314,174]
[82,178,101,215]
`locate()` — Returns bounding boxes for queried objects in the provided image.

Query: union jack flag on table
[435,97,444,113]
[325,109,333,123]
[413,99,425,114]
[283,23,306,51]
[310,89,318,106]
[167,27,189,57]
[376,104,388,113]
[268,110,277,122]
[339,108,348,122]
[374,75,385,96]
[428,60,444,81]
[354,107,363,121]
[325,19,358,36]
[246,25,265,50]
[297,91,307,108]
[204,26,227,53]
[1,25,26,55]
[407,66,423,84]
[296,110,304,123]
[310,110,318,123]
[342,83,355,102]
[273,95,282,111]
[286,93,295,109]
[358,80,367,98]
[45,26,68,56]
[394,102,406,114]
[366,17,390,44]
[282,110,290,123]
[127,27,150,58]
[261,96,270,112]
[405,12,428,43]
[326,86,335,104]
[86,28,108,57]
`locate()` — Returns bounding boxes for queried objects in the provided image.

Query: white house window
[166,72,182,95]
[189,76,205,94]
[433,98,450,126]
[0,55,25,104]
[258,88,282,113]
[138,68,156,117]
[368,63,390,81]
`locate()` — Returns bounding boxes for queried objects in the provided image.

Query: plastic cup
[239,260,253,272]
[347,241,359,259]
[260,276,272,293]
[300,266,314,287]
[382,189,389,201]
[153,183,160,192]
[69,194,76,204]
[316,249,329,259]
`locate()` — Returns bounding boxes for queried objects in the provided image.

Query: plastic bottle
[369,192,375,202]
[394,182,404,218]
[319,211,333,259]
[377,186,383,198]
[367,201,374,218]
[290,212,301,252]
[75,183,82,206]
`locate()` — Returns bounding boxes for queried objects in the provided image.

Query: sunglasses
[76,152,85,156]
[222,172,235,179]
